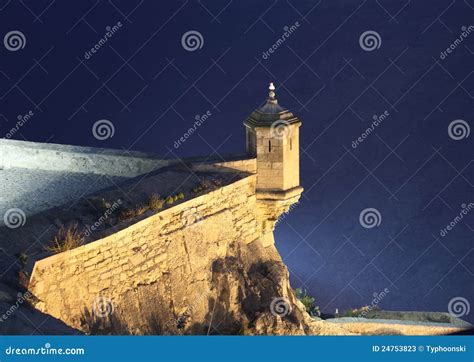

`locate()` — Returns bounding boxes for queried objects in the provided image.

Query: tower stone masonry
[244,83,304,247]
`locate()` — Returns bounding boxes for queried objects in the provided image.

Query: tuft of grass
[294,288,320,317]
[148,193,165,211]
[119,204,149,221]
[191,179,223,194]
[45,223,84,253]
[16,252,28,267]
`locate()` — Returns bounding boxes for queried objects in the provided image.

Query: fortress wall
[0,139,172,177]
[28,175,264,332]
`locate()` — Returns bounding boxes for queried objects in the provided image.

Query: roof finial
[268,82,277,104]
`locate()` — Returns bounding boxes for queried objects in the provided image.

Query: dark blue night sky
[0,0,473,322]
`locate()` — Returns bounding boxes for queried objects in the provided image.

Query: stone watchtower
[244,83,303,246]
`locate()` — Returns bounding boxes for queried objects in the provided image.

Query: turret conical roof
[244,82,301,127]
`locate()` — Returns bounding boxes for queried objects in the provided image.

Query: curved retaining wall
[28,175,261,332]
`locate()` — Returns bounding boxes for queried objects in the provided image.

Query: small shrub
[119,204,149,221]
[148,193,165,211]
[45,224,84,253]
[192,181,210,194]
[294,288,320,317]
[134,204,148,216]
[177,192,185,200]
[16,252,28,267]
[212,178,223,187]
[119,209,135,221]
[165,196,174,205]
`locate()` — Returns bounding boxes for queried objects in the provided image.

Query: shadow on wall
[78,258,305,335]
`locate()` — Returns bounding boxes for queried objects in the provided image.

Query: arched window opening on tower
[290,138,292,150]
[268,140,272,152]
